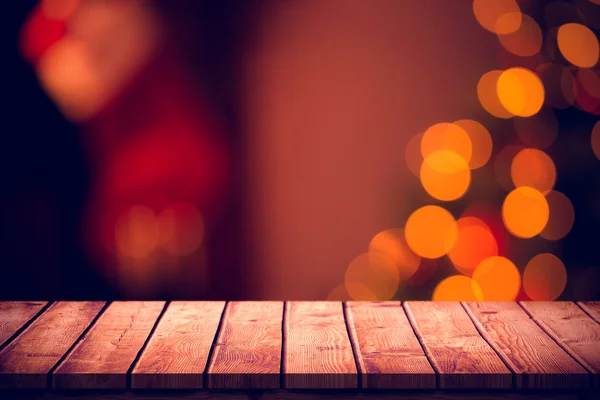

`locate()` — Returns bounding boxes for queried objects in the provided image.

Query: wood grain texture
[131,301,225,389]
[207,301,283,389]
[53,301,164,389]
[0,302,47,348]
[403,302,512,389]
[5,391,251,400]
[464,302,590,389]
[345,302,436,389]
[578,302,600,324]
[283,301,358,389]
[0,301,105,388]
[260,390,581,400]
[520,302,600,387]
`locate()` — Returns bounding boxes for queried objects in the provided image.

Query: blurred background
[2,0,600,301]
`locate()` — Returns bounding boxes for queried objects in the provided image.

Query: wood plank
[131,301,225,389]
[53,301,164,389]
[0,301,105,388]
[207,301,283,389]
[345,302,436,389]
[5,391,252,400]
[520,301,600,387]
[259,391,581,400]
[283,301,358,389]
[464,302,590,389]
[578,302,600,324]
[403,301,512,389]
[0,302,48,348]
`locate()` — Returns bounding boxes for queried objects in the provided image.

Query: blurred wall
[243,0,499,299]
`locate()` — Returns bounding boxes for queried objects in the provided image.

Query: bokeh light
[472,256,521,301]
[540,190,575,241]
[448,217,498,277]
[420,122,472,163]
[557,23,599,68]
[473,0,522,34]
[420,150,471,201]
[453,119,493,169]
[345,253,400,300]
[368,228,420,282]
[497,13,542,57]
[592,121,600,160]
[405,205,458,259]
[432,275,483,301]
[536,62,576,109]
[578,68,600,100]
[502,186,549,238]
[157,202,205,256]
[523,253,567,300]
[478,70,514,118]
[42,0,79,20]
[406,132,423,177]
[497,67,545,117]
[513,107,558,149]
[494,144,526,191]
[115,205,159,259]
[326,283,352,301]
[511,148,556,194]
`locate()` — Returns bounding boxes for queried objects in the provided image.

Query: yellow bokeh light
[502,186,549,238]
[473,0,522,34]
[497,67,545,117]
[541,190,575,241]
[420,150,471,201]
[592,121,600,160]
[513,107,558,149]
[432,275,483,301]
[449,217,498,276]
[405,205,458,259]
[523,253,567,300]
[557,23,599,68]
[453,119,493,169]
[472,256,521,301]
[478,70,514,118]
[368,228,421,281]
[406,132,423,177]
[511,148,556,194]
[421,123,472,163]
[497,13,542,57]
[345,253,400,301]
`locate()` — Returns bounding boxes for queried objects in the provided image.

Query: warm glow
[420,150,471,201]
[115,206,159,259]
[473,0,522,34]
[497,67,545,117]
[513,107,558,149]
[406,132,423,177]
[420,122,472,163]
[345,253,400,301]
[432,275,483,301]
[478,70,513,118]
[523,253,567,300]
[368,228,421,281]
[472,256,521,301]
[405,205,458,259]
[541,190,575,241]
[453,119,493,169]
[578,68,600,100]
[593,121,600,160]
[536,63,575,109]
[511,148,556,194]
[448,217,498,276]
[42,0,79,20]
[326,284,352,301]
[557,23,599,68]
[502,187,549,238]
[497,13,542,57]
[157,202,205,256]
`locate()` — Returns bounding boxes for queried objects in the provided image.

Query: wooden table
[0,301,598,400]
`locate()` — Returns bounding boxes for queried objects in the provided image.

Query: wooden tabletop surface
[0,301,598,391]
